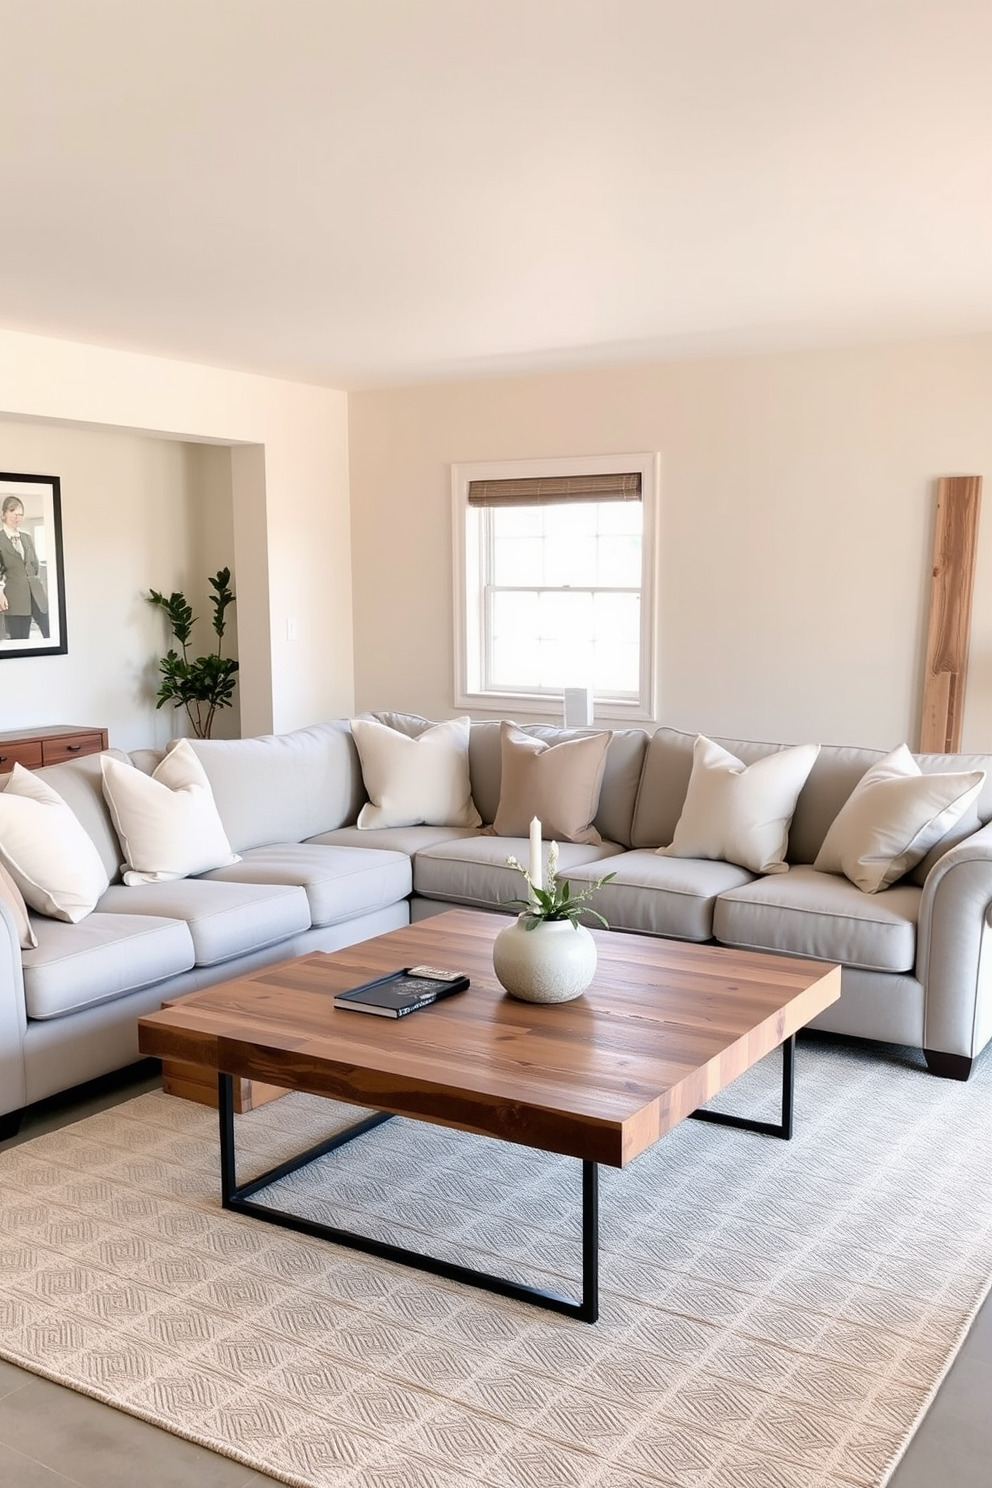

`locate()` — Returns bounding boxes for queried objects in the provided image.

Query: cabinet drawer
[0,740,43,769]
[40,732,107,765]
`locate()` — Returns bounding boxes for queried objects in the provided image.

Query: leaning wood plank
[920,475,983,753]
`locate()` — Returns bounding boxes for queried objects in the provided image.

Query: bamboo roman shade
[467,472,642,507]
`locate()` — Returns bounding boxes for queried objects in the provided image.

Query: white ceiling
[2,0,991,390]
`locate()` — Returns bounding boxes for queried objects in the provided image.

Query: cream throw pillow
[490,722,611,844]
[0,860,38,949]
[350,716,481,829]
[814,744,985,893]
[0,763,110,922]
[660,735,820,874]
[101,738,241,885]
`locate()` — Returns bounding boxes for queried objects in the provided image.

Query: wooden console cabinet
[0,725,109,770]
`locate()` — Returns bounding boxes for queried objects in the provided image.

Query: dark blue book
[333,967,470,1018]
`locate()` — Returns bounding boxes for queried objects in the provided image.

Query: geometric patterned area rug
[1,1035,991,1488]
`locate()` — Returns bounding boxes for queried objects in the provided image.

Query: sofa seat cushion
[314,824,482,855]
[22,913,195,1020]
[713,865,920,973]
[200,844,412,928]
[413,835,623,911]
[97,879,311,967]
[566,850,754,942]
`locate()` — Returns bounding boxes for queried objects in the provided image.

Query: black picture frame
[0,472,68,659]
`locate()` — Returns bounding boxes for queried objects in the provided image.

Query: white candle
[529,816,543,895]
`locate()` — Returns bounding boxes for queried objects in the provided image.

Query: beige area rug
[1,1037,992,1488]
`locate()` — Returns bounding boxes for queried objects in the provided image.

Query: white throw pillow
[0,763,110,922]
[0,860,37,949]
[660,735,820,875]
[350,715,482,829]
[814,744,985,893]
[101,738,241,885]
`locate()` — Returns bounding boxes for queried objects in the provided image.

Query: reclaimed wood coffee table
[137,908,840,1323]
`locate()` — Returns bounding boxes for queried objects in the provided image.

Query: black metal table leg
[580,1159,599,1323]
[689,1034,795,1139]
[217,1073,600,1323]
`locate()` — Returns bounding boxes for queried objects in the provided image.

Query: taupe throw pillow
[490,722,611,844]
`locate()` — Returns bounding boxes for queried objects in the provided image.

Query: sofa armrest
[0,897,28,1118]
[916,821,992,1061]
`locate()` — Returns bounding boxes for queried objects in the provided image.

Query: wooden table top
[138,909,841,1168]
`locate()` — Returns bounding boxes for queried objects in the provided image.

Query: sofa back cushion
[370,713,648,848]
[632,726,992,871]
[184,722,366,852]
[785,745,898,865]
[33,751,128,883]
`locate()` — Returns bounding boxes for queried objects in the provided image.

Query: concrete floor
[0,1060,989,1488]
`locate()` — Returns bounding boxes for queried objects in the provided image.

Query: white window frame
[452,451,659,720]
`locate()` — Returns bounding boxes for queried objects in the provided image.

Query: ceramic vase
[492,915,597,1003]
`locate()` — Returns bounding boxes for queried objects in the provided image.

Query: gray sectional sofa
[3,713,992,1131]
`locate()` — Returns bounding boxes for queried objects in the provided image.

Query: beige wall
[5,325,992,756]
[350,334,992,751]
[0,328,352,748]
[0,418,204,750]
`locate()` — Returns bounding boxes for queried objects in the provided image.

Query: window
[453,453,658,718]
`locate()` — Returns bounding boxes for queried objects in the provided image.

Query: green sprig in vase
[492,842,615,1004]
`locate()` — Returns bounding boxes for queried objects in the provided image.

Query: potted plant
[147,568,239,740]
[494,843,616,1003]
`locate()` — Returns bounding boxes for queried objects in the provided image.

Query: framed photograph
[0,471,68,658]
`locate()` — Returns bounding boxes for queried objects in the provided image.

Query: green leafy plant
[504,841,616,930]
[147,568,239,740]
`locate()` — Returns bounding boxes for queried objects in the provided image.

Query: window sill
[454,691,656,725]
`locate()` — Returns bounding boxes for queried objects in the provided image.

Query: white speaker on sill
[563,687,594,727]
